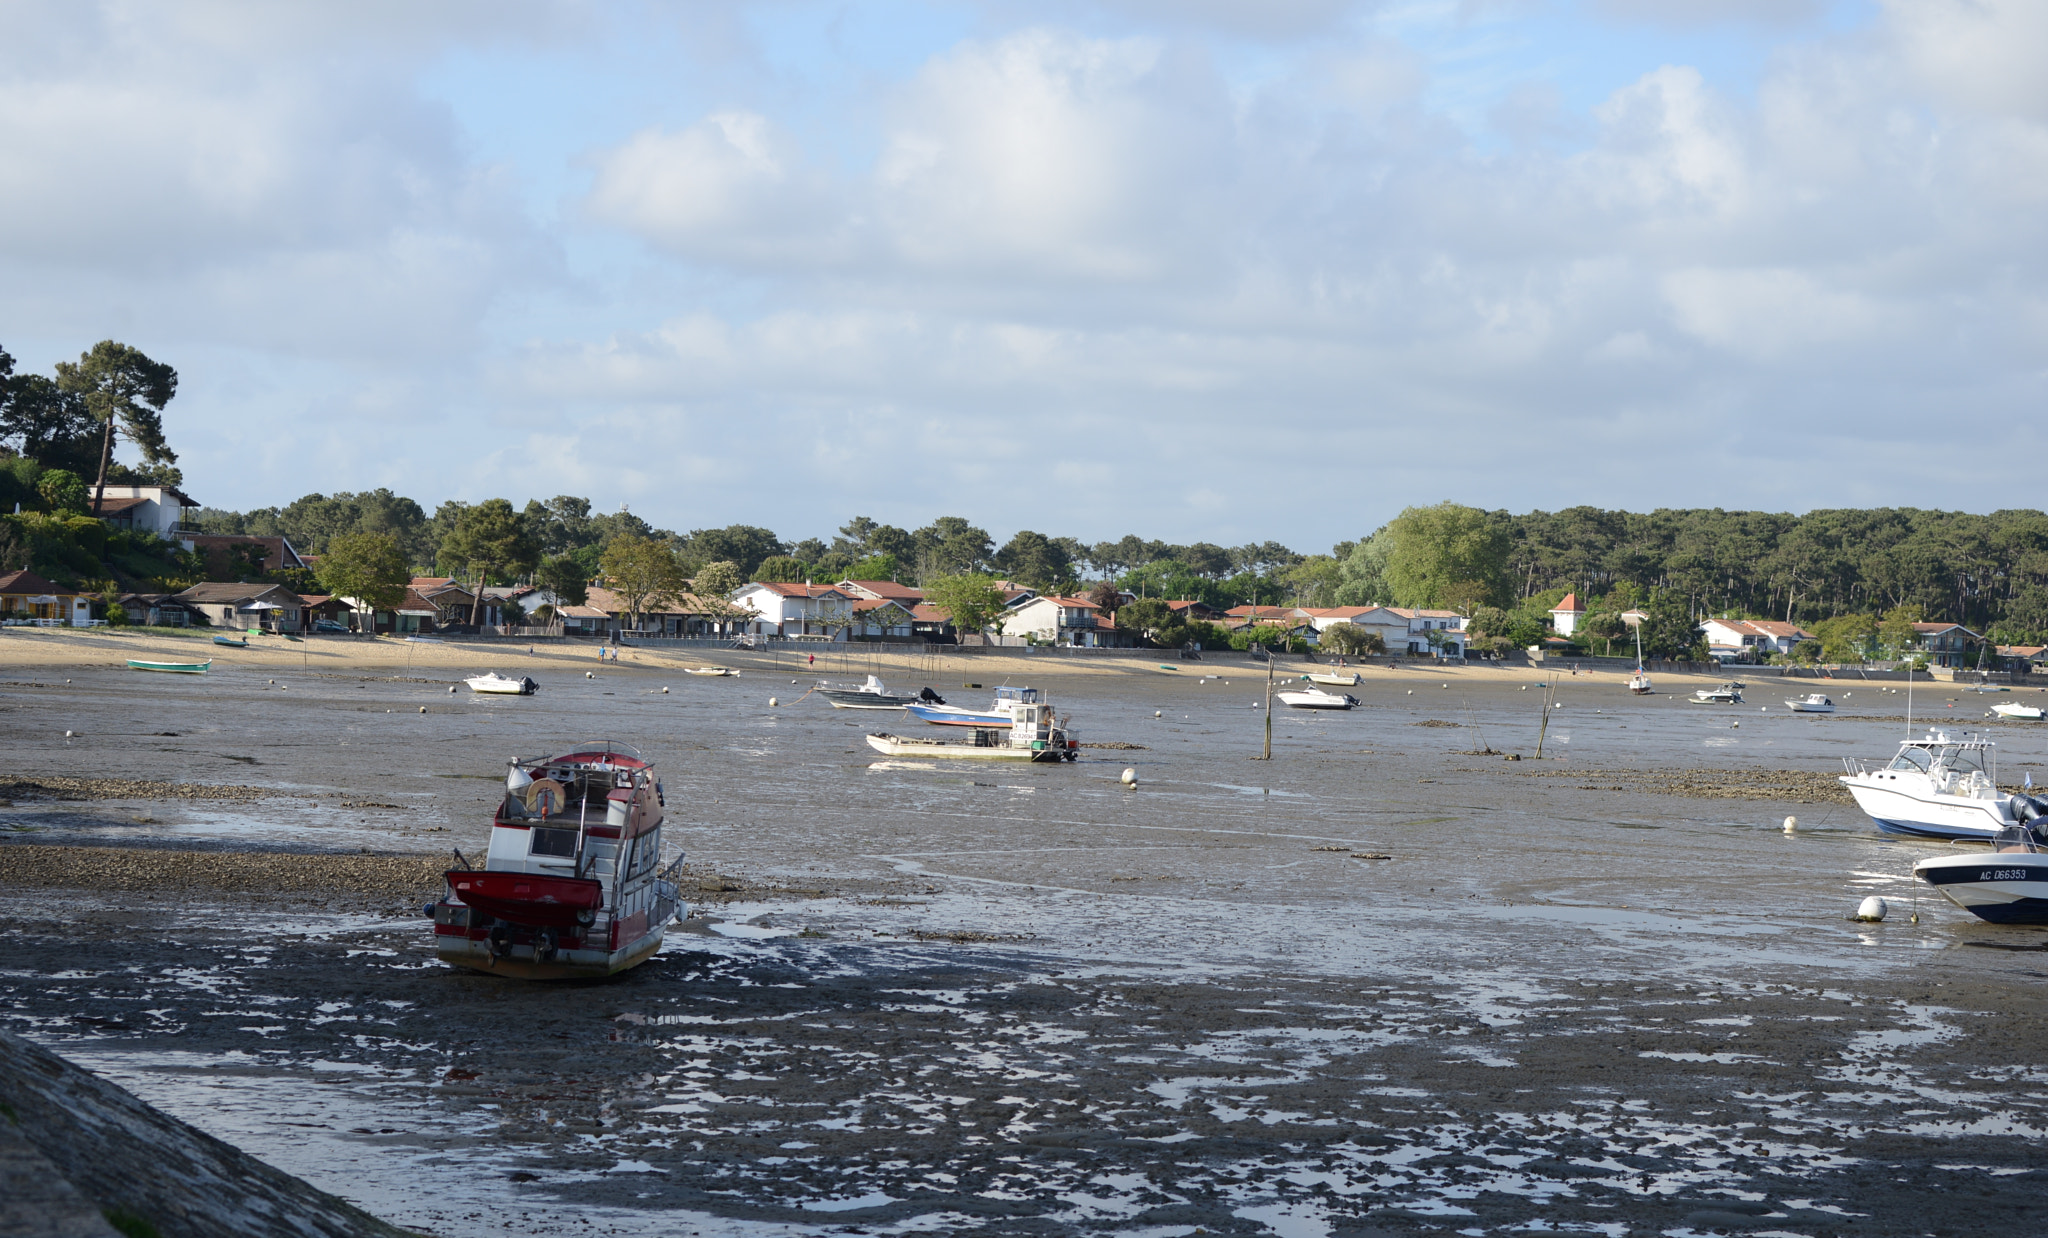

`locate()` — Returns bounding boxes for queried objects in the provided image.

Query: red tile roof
[748,582,851,599]
[0,570,67,596]
[1552,593,1584,612]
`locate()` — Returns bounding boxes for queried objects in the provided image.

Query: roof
[297,594,355,610]
[395,588,441,616]
[836,580,925,602]
[557,605,610,619]
[1164,599,1218,613]
[171,582,302,605]
[182,534,306,571]
[1552,593,1584,612]
[1701,618,1816,640]
[909,603,952,623]
[93,495,153,515]
[1912,621,1980,636]
[409,576,455,589]
[1998,645,2048,658]
[581,586,719,616]
[851,597,913,614]
[745,582,851,599]
[1226,605,1305,620]
[0,570,67,596]
[1026,595,1099,610]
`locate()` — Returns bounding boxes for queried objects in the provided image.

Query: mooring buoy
[1855,896,1888,922]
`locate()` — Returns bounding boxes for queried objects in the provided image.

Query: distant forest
[187,495,2048,646]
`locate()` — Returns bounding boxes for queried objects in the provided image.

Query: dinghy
[127,658,211,674]
[212,634,247,648]
[1306,670,1361,687]
[683,666,736,676]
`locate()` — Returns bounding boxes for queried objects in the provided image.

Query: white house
[1336,607,1468,657]
[92,484,199,538]
[1549,593,1585,636]
[1697,618,1815,661]
[1006,595,1115,646]
[731,582,855,640]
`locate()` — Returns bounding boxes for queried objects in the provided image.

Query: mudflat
[4,635,2046,1236]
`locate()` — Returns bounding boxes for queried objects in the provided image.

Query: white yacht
[1840,730,2020,840]
[1992,701,2044,721]
[1785,693,1835,714]
[1276,685,1358,710]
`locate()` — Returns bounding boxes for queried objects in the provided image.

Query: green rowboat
[128,658,212,675]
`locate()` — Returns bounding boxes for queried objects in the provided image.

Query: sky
[2,0,2044,554]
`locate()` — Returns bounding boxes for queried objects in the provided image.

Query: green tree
[993,530,1072,591]
[684,525,784,578]
[1880,604,1922,659]
[754,555,809,583]
[439,498,541,623]
[1115,598,1173,640]
[913,517,994,581]
[1334,528,1392,607]
[535,553,590,607]
[1283,555,1345,608]
[842,553,899,582]
[1811,612,1877,663]
[1321,622,1384,657]
[1581,611,1628,656]
[688,560,751,636]
[924,572,1005,639]
[37,468,87,514]
[53,341,179,517]
[600,534,685,629]
[1382,503,1511,609]
[315,532,410,613]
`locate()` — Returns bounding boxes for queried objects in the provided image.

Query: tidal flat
[3,645,2046,1236]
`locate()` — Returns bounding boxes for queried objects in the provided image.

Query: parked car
[313,619,348,633]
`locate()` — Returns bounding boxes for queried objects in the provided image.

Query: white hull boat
[1628,673,1652,695]
[817,674,933,710]
[684,666,735,677]
[1690,683,1744,704]
[867,698,1076,761]
[1992,701,2044,720]
[466,672,538,695]
[1840,730,2018,840]
[1914,817,2048,924]
[1786,693,1835,714]
[1307,671,1361,687]
[1276,686,1358,710]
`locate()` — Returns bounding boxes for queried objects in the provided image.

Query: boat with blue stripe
[905,685,1045,728]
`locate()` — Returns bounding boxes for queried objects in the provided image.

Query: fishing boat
[1913,812,2048,924]
[1786,693,1836,714]
[1690,682,1744,704]
[431,741,684,979]
[466,671,538,696]
[1992,701,2045,721]
[816,674,935,710]
[1276,685,1359,710]
[212,634,247,648]
[1840,729,2021,840]
[867,698,1076,761]
[127,658,211,674]
[1307,670,1361,687]
[904,685,1043,727]
[683,666,736,676]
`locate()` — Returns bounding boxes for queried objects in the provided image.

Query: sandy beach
[5,631,2048,1236]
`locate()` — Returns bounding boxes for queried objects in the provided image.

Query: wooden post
[1261,647,1274,760]
[1535,677,1553,759]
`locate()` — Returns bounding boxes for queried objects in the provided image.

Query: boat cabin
[486,745,666,882]
[1882,732,1998,795]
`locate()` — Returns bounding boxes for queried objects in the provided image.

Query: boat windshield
[1936,745,1990,778]
[1888,746,1935,773]
[1991,824,2048,853]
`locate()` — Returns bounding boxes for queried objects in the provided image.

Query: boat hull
[466,675,537,695]
[903,703,1011,727]
[1306,672,1360,687]
[444,870,604,926]
[1841,776,2013,840]
[819,690,913,709]
[1788,704,1835,713]
[127,659,211,674]
[1914,852,2048,924]
[433,912,675,979]
[1993,704,2044,720]
[866,733,1073,761]
[1276,691,1356,710]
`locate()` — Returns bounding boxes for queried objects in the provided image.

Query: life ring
[524,777,566,817]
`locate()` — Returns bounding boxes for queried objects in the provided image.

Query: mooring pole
[1535,677,1553,759]
[1262,649,1274,760]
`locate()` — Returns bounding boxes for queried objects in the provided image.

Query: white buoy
[448,685,457,693]
[1856,895,1888,922]
[1155,710,1162,718]
[419,706,427,714]
[586,671,594,679]
[1406,690,1413,695]
[791,679,798,684]
[63,730,73,738]
[1783,815,1798,832]
[1442,683,1448,688]
[769,697,779,707]
[1732,720,1740,727]
[662,686,670,694]
[1760,706,1766,712]
[1120,767,1137,786]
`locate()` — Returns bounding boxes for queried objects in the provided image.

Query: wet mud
[4,655,2048,1235]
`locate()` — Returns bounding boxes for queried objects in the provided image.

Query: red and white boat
[431,741,685,980]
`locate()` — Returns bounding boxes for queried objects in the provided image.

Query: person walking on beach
[808,653,816,667]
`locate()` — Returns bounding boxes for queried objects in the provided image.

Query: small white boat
[683,666,736,677]
[1690,682,1744,704]
[466,672,538,696]
[1914,814,2048,923]
[1628,671,1653,695]
[1276,686,1358,710]
[1992,701,2044,720]
[1306,670,1361,687]
[1786,693,1835,714]
[1840,729,2017,840]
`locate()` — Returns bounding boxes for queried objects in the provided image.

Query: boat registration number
[1984,869,2030,882]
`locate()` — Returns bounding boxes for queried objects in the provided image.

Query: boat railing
[1842,757,1878,776]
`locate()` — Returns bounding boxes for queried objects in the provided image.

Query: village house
[1165,599,1224,623]
[181,534,308,580]
[114,592,201,627]
[849,597,917,639]
[1006,594,1119,646]
[171,582,309,632]
[0,569,89,626]
[91,484,200,538]
[573,586,719,638]
[1910,621,1984,669]
[296,594,356,631]
[1997,645,2048,674]
[730,582,854,640]
[1549,593,1585,637]
[1697,618,1817,662]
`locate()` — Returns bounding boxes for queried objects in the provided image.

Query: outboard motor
[2009,793,2048,824]
[919,687,946,705]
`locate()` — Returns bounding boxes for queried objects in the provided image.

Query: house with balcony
[1698,618,1816,662]
[92,485,200,538]
[1911,621,1983,669]
[730,582,855,640]
[1007,595,1118,646]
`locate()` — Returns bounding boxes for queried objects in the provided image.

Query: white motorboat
[683,666,736,677]
[1786,693,1835,714]
[1306,670,1361,687]
[466,671,538,696]
[1840,730,2021,840]
[905,685,1043,727]
[1992,701,2044,721]
[1276,685,1359,710]
[1914,815,2048,924]
[866,697,1076,761]
[817,674,933,710]
[1690,682,1744,704]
